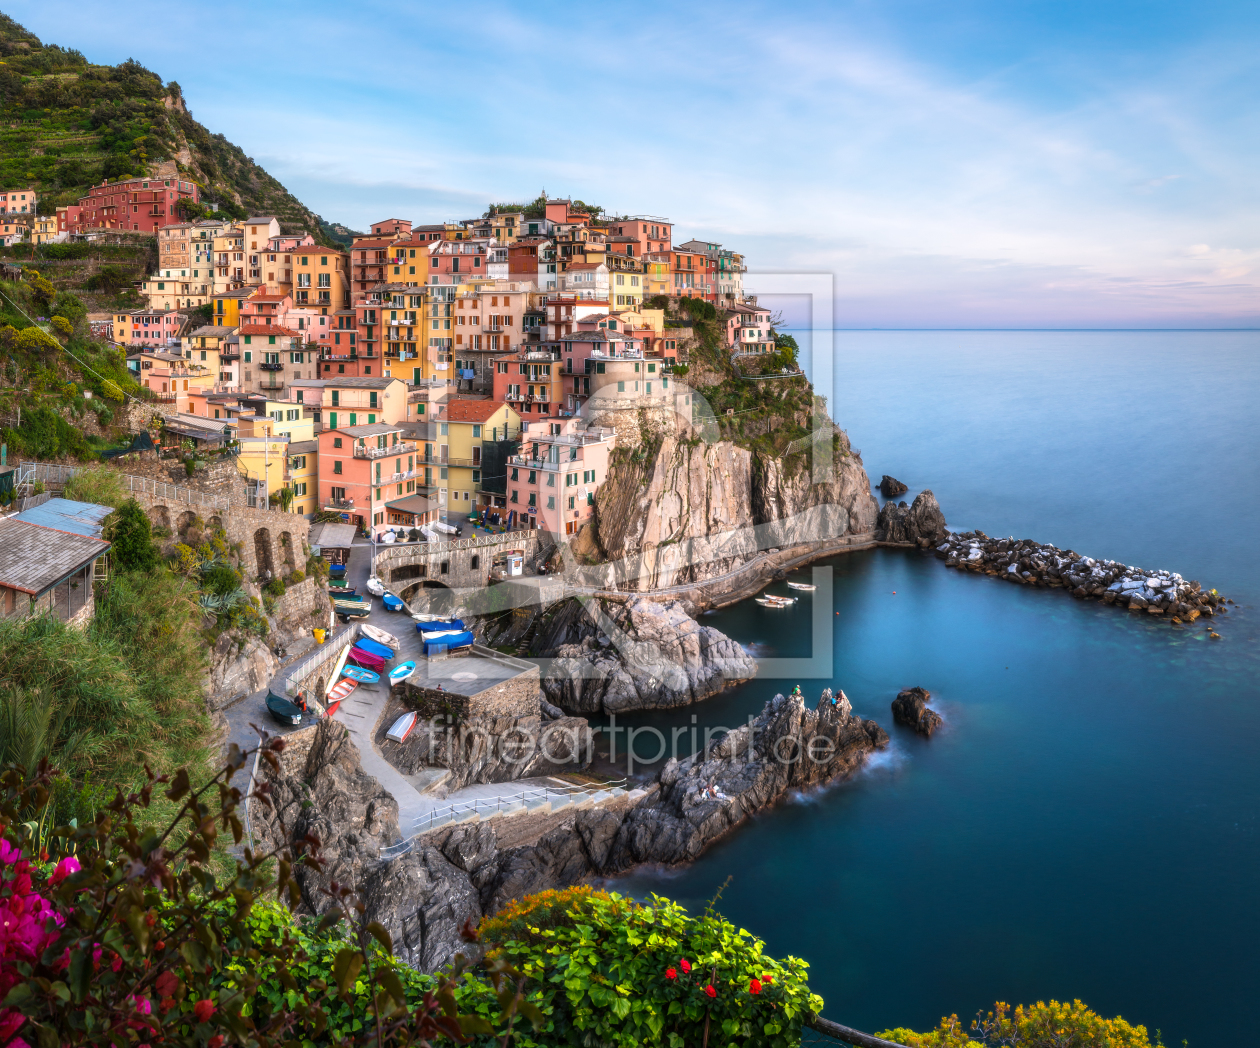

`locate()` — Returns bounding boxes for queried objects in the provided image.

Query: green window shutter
[329,412,336,428]
[368,414,375,424]
[349,413,357,425]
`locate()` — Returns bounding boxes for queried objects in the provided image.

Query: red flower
[193,999,216,1023]
[665,967,678,980]
[704,985,717,998]
[680,958,691,974]
[209,1037,224,1048]
[154,941,165,951]
[763,975,773,984]
[749,979,762,995]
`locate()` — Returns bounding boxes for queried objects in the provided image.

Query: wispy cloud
[10,0,1260,325]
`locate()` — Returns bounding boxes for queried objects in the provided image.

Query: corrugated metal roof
[12,498,112,538]
[0,518,110,595]
[310,522,357,548]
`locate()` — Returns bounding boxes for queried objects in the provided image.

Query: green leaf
[332,948,362,994]
[377,967,407,1006]
[457,1015,496,1036]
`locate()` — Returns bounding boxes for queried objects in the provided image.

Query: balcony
[444,457,477,469]
[259,361,284,371]
[509,456,562,472]
[324,497,356,510]
[353,441,417,459]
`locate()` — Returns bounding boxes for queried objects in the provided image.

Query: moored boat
[341,664,380,684]
[388,661,416,684]
[324,677,357,716]
[355,636,395,661]
[787,581,816,591]
[361,623,400,648]
[265,691,303,726]
[382,592,404,612]
[386,710,417,742]
[365,576,385,596]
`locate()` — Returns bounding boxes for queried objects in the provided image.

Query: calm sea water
[611,332,1260,1046]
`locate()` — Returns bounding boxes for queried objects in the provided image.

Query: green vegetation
[61,463,126,506]
[104,497,159,571]
[0,12,347,240]
[880,1000,1161,1047]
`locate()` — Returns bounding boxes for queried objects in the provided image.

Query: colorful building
[440,399,522,513]
[317,422,422,530]
[67,173,198,234]
[505,416,615,537]
[0,188,36,215]
[291,245,351,312]
[723,303,774,355]
[116,309,189,348]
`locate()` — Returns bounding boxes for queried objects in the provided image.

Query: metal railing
[20,462,235,513]
[354,442,415,459]
[409,777,630,836]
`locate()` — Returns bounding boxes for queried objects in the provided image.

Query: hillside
[0,11,346,242]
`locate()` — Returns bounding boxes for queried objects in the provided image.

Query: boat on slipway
[324,677,357,716]
[341,664,380,684]
[386,711,417,742]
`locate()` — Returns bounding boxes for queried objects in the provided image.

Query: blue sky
[13,0,1260,326]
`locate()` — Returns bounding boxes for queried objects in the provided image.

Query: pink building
[68,175,198,234]
[505,417,615,537]
[118,309,188,347]
[427,238,490,285]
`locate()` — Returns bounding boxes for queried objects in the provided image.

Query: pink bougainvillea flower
[48,855,81,886]
[0,1008,26,1039]
[194,999,216,1023]
[0,839,20,866]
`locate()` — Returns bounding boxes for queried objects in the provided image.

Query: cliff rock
[586,435,878,591]
[876,490,948,547]
[879,475,908,497]
[891,686,942,737]
[541,597,757,713]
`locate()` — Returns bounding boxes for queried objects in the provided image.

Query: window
[566,473,577,487]
[568,496,575,510]
[583,469,595,483]
[510,490,518,503]
[369,392,378,408]
[511,468,518,481]
[329,412,338,429]
[547,495,555,510]
[244,351,252,363]
[333,461,342,474]
[617,381,625,392]
[470,554,479,570]
[472,470,480,483]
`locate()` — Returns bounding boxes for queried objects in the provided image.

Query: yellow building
[211,287,253,327]
[234,415,291,511]
[642,252,671,299]
[32,214,58,245]
[291,245,351,314]
[439,399,521,512]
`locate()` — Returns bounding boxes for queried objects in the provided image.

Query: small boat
[341,664,380,684]
[787,581,816,591]
[265,691,303,727]
[361,623,400,648]
[329,564,347,578]
[388,661,416,684]
[328,586,356,597]
[329,576,352,588]
[386,711,417,742]
[365,576,385,596]
[333,598,371,616]
[415,618,466,634]
[324,677,357,716]
[348,646,386,672]
[756,596,795,607]
[355,636,395,661]
[382,592,405,612]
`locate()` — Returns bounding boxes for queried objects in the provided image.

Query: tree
[105,498,159,572]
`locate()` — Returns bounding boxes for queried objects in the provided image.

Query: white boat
[365,576,385,596]
[432,520,458,535]
[756,596,792,607]
[361,623,401,648]
[787,582,816,591]
[386,711,417,742]
[377,531,396,544]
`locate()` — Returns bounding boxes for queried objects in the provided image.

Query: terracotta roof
[247,293,288,301]
[445,400,509,423]
[290,245,346,255]
[352,239,399,250]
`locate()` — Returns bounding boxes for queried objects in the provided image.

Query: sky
[12,0,1260,327]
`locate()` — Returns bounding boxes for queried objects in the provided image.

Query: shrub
[880,1000,1157,1048]
[478,885,822,1048]
[263,578,286,598]
[104,498,159,572]
[62,465,126,508]
[284,570,305,586]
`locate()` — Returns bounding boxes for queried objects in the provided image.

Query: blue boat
[382,592,404,612]
[355,636,395,661]
[415,618,465,634]
[329,564,347,577]
[265,691,304,727]
[421,629,474,656]
[388,661,417,684]
[341,665,379,684]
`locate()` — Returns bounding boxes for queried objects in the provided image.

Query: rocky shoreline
[933,531,1225,621]
[255,687,887,972]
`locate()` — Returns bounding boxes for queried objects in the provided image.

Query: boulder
[878,475,908,497]
[542,597,757,713]
[891,686,942,737]
[876,490,949,547]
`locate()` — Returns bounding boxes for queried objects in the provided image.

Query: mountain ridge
[0,10,357,245]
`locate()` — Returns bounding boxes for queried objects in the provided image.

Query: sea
[608,331,1260,1046]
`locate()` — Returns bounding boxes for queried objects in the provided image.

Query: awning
[309,522,357,548]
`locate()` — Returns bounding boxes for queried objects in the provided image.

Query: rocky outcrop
[891,687,941,737]
[541,597,757,713]
[935,531,1225,620]
[207,633,279,708]
[876,490,948,547]
[878,476,908,498]
[376,697,595,790]
[584,434,878,592]
[257,688,889,972]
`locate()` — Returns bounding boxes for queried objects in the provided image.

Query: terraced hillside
[0,11,347,242]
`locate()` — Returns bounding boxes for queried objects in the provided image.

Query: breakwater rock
[541,597,757,713]
[891,687,941,736]
[876,490,948,547]
[935,532,1223,619]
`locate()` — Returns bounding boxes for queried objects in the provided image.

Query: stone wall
[376,531,541,594]
[283,621,361,700]
[397,646,539,720]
